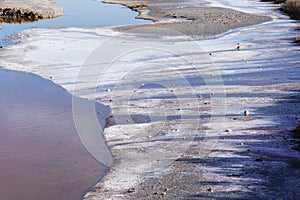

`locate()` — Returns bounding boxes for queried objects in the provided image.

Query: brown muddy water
[0,69,109,200]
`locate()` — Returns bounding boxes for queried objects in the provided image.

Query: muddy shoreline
[105,0,271,38]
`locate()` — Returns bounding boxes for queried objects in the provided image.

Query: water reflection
[0,0,151,46]
[0,17,39,23]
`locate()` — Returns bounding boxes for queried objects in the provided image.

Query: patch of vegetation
[265,0,300,43]
[282,0,300,19]
[263,0,300,18]
[0,8,42,23]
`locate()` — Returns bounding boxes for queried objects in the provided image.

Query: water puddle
[0,1,147,199]
[0,68,111,200]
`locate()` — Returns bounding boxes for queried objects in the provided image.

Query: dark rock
[127,187,135,193]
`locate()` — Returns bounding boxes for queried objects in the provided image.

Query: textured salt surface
[0,0,299,199]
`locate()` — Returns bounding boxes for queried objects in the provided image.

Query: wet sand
[108,0,271,38]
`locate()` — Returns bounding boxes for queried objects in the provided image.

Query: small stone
[244,110,249,116]
[207,187,214,192]
[225,129,232,133]
[204,101,212,105]
[240,142,244,146]
[147,135,152,138]
[127,187,135,193]
[170,89,175,92]
[198,95,204,99]
[161,192,167,196]
[107,89,111,92]
[261,155,268,159]
[98,112,102,115]
[49,76,54,79]
[237,43,242,51]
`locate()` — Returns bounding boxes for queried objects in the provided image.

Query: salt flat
[0,0,299,199]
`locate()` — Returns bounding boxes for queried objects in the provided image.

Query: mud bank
[0,0,63,22]
[105,0,270,38]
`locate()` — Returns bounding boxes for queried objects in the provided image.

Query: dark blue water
[0,0,151,46]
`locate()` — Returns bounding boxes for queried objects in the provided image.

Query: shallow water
[0,0,150,46]
[0,0,149,198]
[0,69,110,200]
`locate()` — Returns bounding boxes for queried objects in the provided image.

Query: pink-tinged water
[0,69,108,200]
